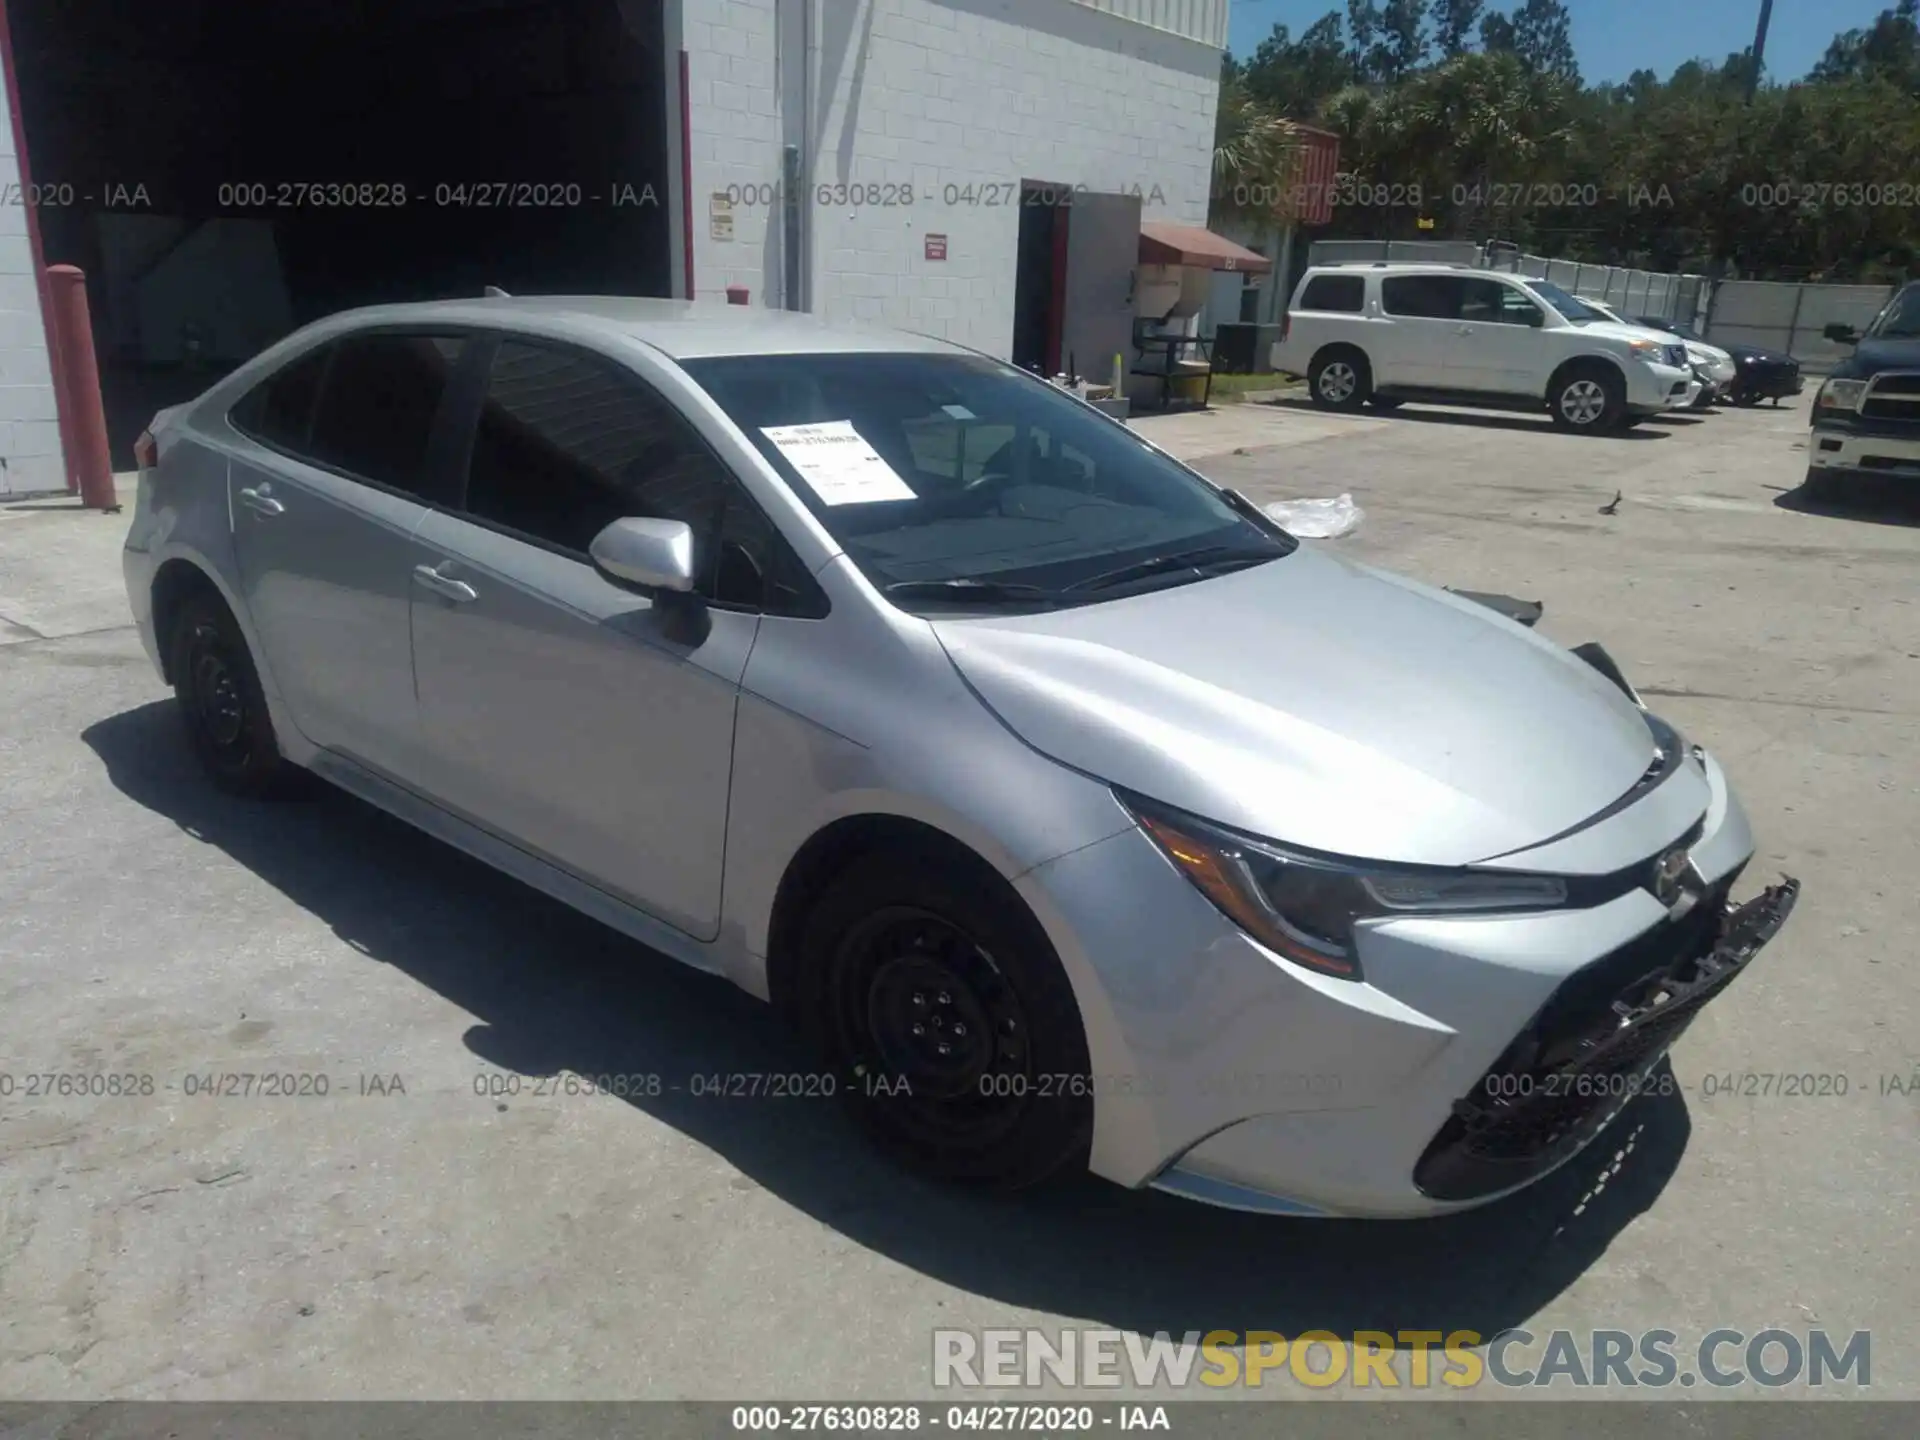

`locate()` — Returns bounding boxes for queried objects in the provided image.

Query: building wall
[680,0,1221,358]
[0,54,59,497]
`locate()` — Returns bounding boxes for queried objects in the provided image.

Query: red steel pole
[44,266,118,512]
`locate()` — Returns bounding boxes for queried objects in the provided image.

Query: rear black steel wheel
[796,850,1093,1188]
[169,595,303,798]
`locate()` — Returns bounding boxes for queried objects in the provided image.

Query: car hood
[1724,342,1795,366]
[931,548,1661,866]
[1835,336,1920,377]
[1580,320,1677,348]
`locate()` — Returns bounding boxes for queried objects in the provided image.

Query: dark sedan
[1631,317,1803,407]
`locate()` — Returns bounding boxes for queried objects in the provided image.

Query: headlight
[1817,378,1868,412]
[1625,338,1664,359]
[1122,795,1569,980]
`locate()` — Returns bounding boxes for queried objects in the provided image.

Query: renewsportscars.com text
[931,1327,1871,1390]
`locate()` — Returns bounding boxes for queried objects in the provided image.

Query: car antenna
[483,285,510,298]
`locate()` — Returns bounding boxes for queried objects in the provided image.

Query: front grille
[1414,867,1748,1202]
[1664,344,1688,368]
[1860,372,1920,421]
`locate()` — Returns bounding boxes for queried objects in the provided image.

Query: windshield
[681,352,1294,606]
[1867,284,1920,339]
[1526,280,1608,325]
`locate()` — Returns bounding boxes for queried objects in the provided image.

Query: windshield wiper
[1064,545,1274,594]
[883,577,1064,604]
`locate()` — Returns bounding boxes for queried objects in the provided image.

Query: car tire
[1308,349,1371,412]
[1549,364,1626,434]
[1367,394,1404,411]
[1733,390,1762,408]
[1799,467,1846,504]
[794,848,1093,1190]
[168,594,304,799]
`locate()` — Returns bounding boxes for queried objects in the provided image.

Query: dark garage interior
[9,0,674,465]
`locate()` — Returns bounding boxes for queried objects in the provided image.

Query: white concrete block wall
[0,71,59,497]
[682,0,1221,358]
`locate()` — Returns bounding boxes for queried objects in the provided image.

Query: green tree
[1243,12,1355,117]
[1511,0,1579,83]
[1347,0,1384,81]
[1479,9,1517,54]
[1432,0,1485,57]
[1212,72,1305,229]
[1378,0,1431,79]
[1812,0,1920,90]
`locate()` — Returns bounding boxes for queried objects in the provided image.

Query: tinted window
[235,345,331,449]
[679,351,1293,606]
[307,334,463,494]
[463,341,800,609]
[1298,274,1364,313]
[1461,279,1543,326]
[1382,275,1467,319]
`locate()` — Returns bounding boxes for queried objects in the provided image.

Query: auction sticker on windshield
[762,421,917,505]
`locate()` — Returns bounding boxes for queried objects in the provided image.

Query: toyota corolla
[122,297,1797,1217]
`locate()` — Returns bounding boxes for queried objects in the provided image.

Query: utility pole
[1747,0,1774,102]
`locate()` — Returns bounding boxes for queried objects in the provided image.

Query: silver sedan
[122,297,1798,1217]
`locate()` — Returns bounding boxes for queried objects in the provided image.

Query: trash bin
[1211,323,1282,374]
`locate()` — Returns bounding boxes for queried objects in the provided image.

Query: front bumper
[1626,360,1695,412]
[1020,745,1783,1218]
[1810,413,1920,478]
[1738,364,1804,400]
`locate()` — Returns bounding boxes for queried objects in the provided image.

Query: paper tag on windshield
[761,421,917,506]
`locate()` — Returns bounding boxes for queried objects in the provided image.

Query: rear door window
[305,333,466,498]
[231,345,332,450]
[1382,275,1467,319]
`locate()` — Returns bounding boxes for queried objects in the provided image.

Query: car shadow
[83,701,1692,1344]
[1260,397,1669,439]
[1774,472,1920,529]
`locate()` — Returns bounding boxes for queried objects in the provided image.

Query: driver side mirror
[590,517,697,594]
[1825,322,1861,346]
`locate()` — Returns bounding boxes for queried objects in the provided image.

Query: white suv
[1271,264,1697,433]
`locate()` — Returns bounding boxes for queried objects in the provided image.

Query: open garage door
[9,0,674,464]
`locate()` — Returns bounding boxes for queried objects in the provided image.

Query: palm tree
[1212,73,1305,232]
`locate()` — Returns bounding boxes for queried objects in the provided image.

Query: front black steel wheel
[797,850,1093,1188]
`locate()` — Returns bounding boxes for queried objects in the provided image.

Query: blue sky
[1227,0,1896,85]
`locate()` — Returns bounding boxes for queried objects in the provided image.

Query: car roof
[292,295,973,361]
[1303,262,1497,275]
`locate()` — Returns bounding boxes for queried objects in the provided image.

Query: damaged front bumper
[1413,877,1799,1202]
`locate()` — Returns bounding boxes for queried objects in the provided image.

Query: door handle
[413,563,478,603]
[237,486,285,517]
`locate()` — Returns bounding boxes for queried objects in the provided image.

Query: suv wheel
[169,595,303,798]
[1309,350,1370,412]
[1550,366,1625,433]
[795,849,1093,1189]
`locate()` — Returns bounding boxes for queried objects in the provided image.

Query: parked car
[1809,280,1920,498]
[1582,303,1736,409]
[1628,313,1796,409]
[124,297,1797,1218]
[1272,264,1697,433]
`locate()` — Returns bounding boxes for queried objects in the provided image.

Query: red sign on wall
[925,234,948,261]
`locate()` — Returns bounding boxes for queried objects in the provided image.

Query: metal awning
[1138,222,1273,274]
